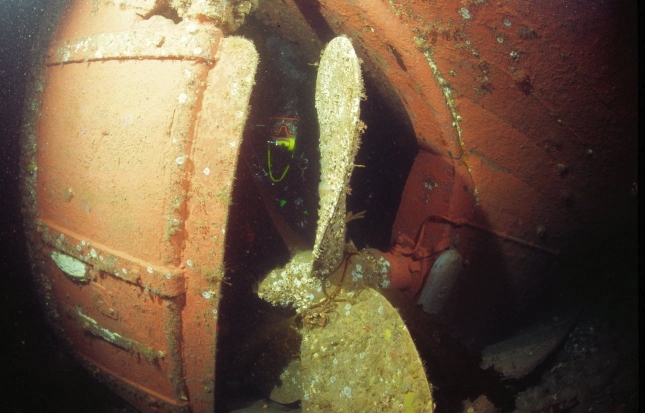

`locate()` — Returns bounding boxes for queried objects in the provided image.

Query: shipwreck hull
[20,0,636,411]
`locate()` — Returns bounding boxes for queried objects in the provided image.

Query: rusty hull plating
[21,1,258,411]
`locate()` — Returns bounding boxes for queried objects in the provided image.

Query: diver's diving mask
[267,116,298,182]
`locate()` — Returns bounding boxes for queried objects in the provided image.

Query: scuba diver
[245,113,314,238]
[241,33,318,244]
[266,116,301,184]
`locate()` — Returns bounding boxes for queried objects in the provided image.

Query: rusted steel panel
[319,0,633,231]
[37,57,213,267]
[179,36,258,412]
[22,1,254,412]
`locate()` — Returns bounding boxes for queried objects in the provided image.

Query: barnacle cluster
[170,0,258,33]
[256,250,322,312]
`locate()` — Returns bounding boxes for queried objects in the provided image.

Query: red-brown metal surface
[22,1,257,412]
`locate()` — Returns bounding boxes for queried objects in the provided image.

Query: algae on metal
[300,288,434,412]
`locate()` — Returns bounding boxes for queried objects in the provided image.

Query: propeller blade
[256,36,433,411]
[311,35,364,279]
[300,287,434,412]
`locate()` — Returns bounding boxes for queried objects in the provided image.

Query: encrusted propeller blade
[299,286,433,412]
[256,36,433,412]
